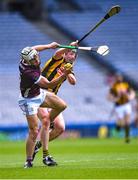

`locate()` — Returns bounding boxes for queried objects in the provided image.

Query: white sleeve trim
[34,75,43,84]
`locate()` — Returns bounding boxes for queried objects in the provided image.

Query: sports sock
[26,157,32,162]
[43,150,49,159]
[124,125,130,139]
[36,141,42,148]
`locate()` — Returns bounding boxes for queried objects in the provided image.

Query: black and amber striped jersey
[41,56,73,94]
[110,81,131,105]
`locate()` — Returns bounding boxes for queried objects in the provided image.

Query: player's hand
[49,42,60,49]
[70,40,78,47]
[57,64,72,76]
[127,90,136,100]
[57,67,70,76]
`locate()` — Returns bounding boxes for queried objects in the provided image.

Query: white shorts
[115,102,132,119]
[18,89,47,115]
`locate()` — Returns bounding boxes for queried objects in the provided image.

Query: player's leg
[114,106,124,132]
[39,113,65,166]
[134,114,138,127]
[124,113,130,143]
[49,113,65,141]
[39,108,50,157]
[32,108,48,161]
[124,103,132,143]
[18,96,41,168]
[38,108,57,166]
[32,110,65,164]
[41,91,67,121]
[25,114,39,168]
[33,112,65,147]
[32,92,67,166]
[32,108,48,160]
[34,103,61,166]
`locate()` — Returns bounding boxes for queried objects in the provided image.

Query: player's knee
[58,125,65,134]
[59,102,67,111]
[55,123,65,134]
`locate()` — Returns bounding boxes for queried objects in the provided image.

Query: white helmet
[21,47,38,62]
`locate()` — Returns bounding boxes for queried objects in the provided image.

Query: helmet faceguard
[21,47,38,64]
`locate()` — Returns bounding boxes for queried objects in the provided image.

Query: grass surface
[0,138,138,179]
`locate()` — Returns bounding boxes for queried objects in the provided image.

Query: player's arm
[127,89,136,100]
[53,41,78,60]
[31,42,60,52]
[67,73,76,85]
[36,68,71,89]
[37,75,66,89]
[107,91,120,103]
[61,63,76,85]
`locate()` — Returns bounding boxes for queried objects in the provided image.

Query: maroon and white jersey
[19,60,41,98]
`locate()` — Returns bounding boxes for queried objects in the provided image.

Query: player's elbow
[67,75,76,85]
[70,80,76,85]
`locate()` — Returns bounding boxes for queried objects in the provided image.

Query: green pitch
[0,138,138,179]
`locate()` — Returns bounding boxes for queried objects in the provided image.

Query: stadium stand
[49,0,138,84]
[0,12,113,131]
[1,0,137,139]
[0,12,58,128]
[43,0,78,12]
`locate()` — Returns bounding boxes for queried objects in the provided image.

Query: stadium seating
[0,12,113,129]
[49,0,138,83]
[0,12,58,127]
[43,0,60,12]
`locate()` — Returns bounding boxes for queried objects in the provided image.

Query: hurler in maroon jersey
[18,43,72,168]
